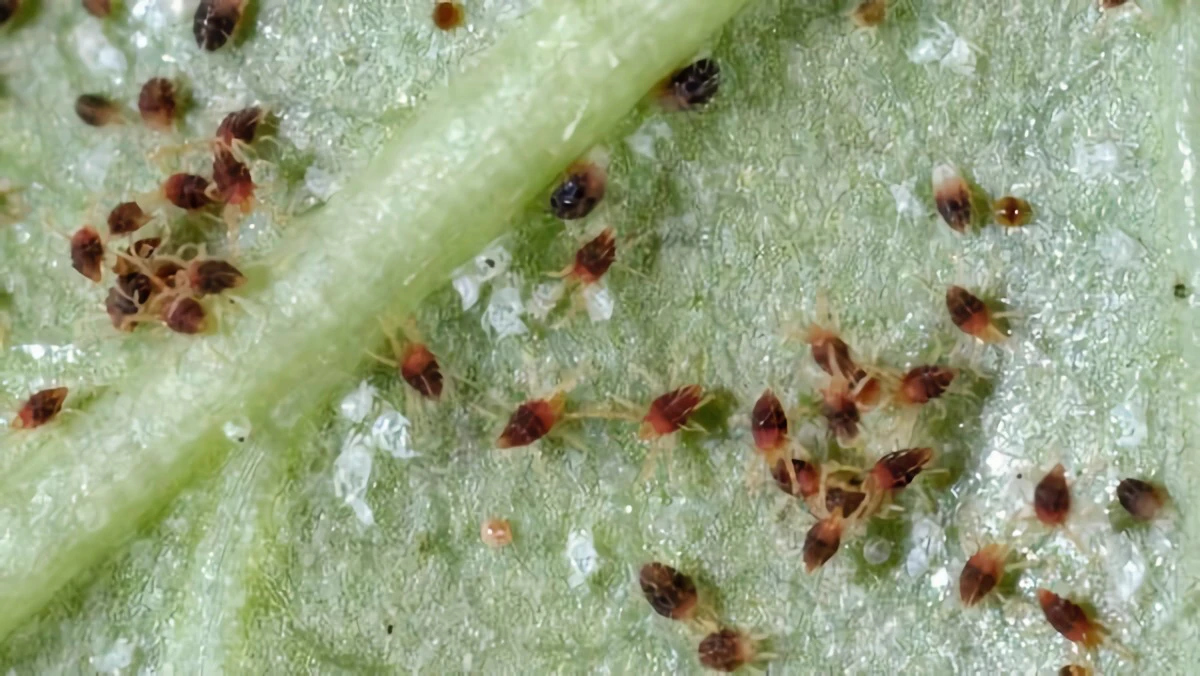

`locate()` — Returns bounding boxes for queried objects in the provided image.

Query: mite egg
[1034,463,1071,527]
[162,296,207,334]
[480,518,513,548]
[945,285,1007,343]
[549,162,607,221]
[568,227,617,285]
[1037,589,1104,648]
[958,543,1007,607]
[187,259,245,296]
[432,2,464,30]
[751,389,788,455]
[193,0,246,51]
[870,447,933,491]
[895,365,957,406]
[803,515,843,571]
[640,385,704,440]
[75,94,121,127]
[83,0,112,18]
[163,173,214,211]
[11,387,69,429]
[638,562,699,621]
[107,201,151,236]
[932,163,972,233]
[851,0,887,27]
[1116,478,1166,522]
[697,629,756,673]
[138,77,179,131]
[664,59,721,111]
[496,394,564,449]
[993,196,1032,228]
[70,226,105,283]
[771,458,820,499]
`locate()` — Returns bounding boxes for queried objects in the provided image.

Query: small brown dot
[432,2,464,30]
[82,0,112,18]
[993,196,1032,228]
[480,518,512,548]
[851,0,887,27]
[1174,283,1189,299]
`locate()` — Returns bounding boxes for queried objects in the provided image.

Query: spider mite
[945,285,1007,343]
[819,377,860,443]
[370,320,443,400]
[638,562,699,621]
[640,385,705,440]
[549,161,607,221]
[162,295,207,334]
[216,106,266,151]
[771,458,820,500]
[993,196,1032,228]
[1116,478,1167,522]
[496,392,567,449]
[118,270,155,304]
[958,543,1008,607]
[1060,665,1093,676]
[138,77,180,131]
[870,447,934,491]
[83,0,112,18]
[751,389,788,456]
[194,0,247,51]
[803,515,843,572]
[1100,0,1129,8]
[162,173,214,211]
[661,59,721,111]
[698,629,757,673]
[105,286,140,331]
[1034,463,1072,527]
[432,2,464,30]
[70,225,105,283]
[480,518,513,548]
[187,258,245,296]
[1037,589,1105,648]
[11,387,68,429]
[804,323,855,378]
[932,163,973,233]
[212,147,256,214]
[0,0,17,25]
[824,483,867,519]
[560,227,617,286]
[113,237,163,276]
[75,94,121,127]
[894,365,957,406]
[851,0,887,28]
[107,201,151,236]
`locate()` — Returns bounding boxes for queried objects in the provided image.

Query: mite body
[187,259,245,296]
[1037,589,1105,648]
[194,0,247,51]
[70,226,105,282]
[107,202,151,236]
[432,2,464,30]
[697,629,756,673]
[803,515,843,571]
[217,106,265,147]
[805,324,855,378]
[75,94,121,127]
[0,0,18,25]
[496,394,565,449]
[663,59,721,111]
[1060,666,1093,676]
[851,0,887,27]
[564,228,616,285]
[12,387,68,429]
[751,389,788,455]
[400,344,443,400]
[638,562,699,621]
[932,163,973,233]
[894,365,957,406]
[958,543,1008,607]
[480,518,513,548]
[1034,463,1072,527]
[946,285,1007,343]
[993,196,1032,228]
[105,286,140,331]
[1116,478,1166,522]
[83,0,112,18]
[819,378,860,443]
[163,173,214,211]
[870,447,933,491]
[771,458,820,500]
[212,147,256,211]
[162,296,207,334]
[138,77,179,130]
[549,161,607,220]
[640,385,704,439]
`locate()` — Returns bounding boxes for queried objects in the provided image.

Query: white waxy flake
[482,286,528,338]
[528,281,566,320]
[371,408,417,459]
[452,273,482,311]
[863,537,892,565]
[905,517,945,578]
[222,416,252,443]
[474,244,512,282]
[333,437,375,526]
[940,37,977,77]
[889,180,924,221]
[304,165,342,201]
[339,381,377,423]
[91,638,134,673]
[1107,536,1147,602]
[582,283,615,323]
[566,529,599,588]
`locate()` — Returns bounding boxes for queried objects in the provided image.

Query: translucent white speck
[889,180,924,221]
[474,245,512,282]
[333,438,375,526]
[371,409,417,459]
[566,529,599,588]
[339,381,377,423]
[907,20,955,65]
[73,23,127,76]
[1108,537,1147,601]
[482,286,528,339]
[304,165,341,201]
[624,119,672,160]
[583,284,615,323]
[940,37,977,77]
[930,567,950,589]
[452,273,482,311]
[905,517,945,578]
[1071,141,1121,180]
[528,281,565,320]
[863,537,892,565]
[91,638,134,673]
[222,416,252,443]
[1111,401,1148,448]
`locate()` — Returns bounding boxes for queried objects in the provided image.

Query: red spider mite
[803,515,843,572]
[75,94,121,127]
[851,0,887,27]
[549,161,607,221]
[118,271,155,304]
[804,324,855,378]
[771,458,820,499]
[194,0,247,51]
[187,259,245,296]
[216,106,265,148]
[212,147,255,212]
[399,344,443,400]
[1034,463,1072,527]
[153,259,184,287]
[496,392,566,449]
[638,562,699,621]
[662,59,721,111]
[162,295,207,334]
[432,2,464,30]
[83,0,112,18]
[70,225,105,283]
[11,387,68,429]
[895,365,957,406]
[138,77,179,131]
[958,543,1008,607]
[698,628,756,673]
[946,286,1007,343]
[1060,665,1092,676]
[563,227,617,285]
[0,0,19,25]
[640,385,705,440]
[1037,589,1105,648]
[824,484,867,518]
[870,447,934,491]
[751,389,788,455]
[932,163,972,233]
[819,378,860,442]
[162,173,214,211]
[1117,478,1167,522]
[107,201,151,236]
[105,286,140,331]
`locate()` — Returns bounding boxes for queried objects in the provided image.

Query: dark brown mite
[803,516,842,572]
[0,0,18,25]
[751,389,788,454]
[83,0,112,19]
[1034,463,1071,526]
[138,77,179,131]
[851,0,887,27]
[870,447,933,491]
[664,59,721,111]
[1037,589,1104,648]
[216,106,264,147]
[107,201,151,236]
[697,629,756,673]
[70,226,105,283]
[1059,665,1093,676]
[638,562,698,621]
[640,385,704,439]
[432,2,464,30]
[11,387,69,429]
[824,486,866,518]
[117,272,154,304]
[1117,478,1166,522]
[105,287,140,331]
[806,325,855,378]
[932,163,972,233]
[958,544,1007,607]
[569,228,617,285]
[153,259,184,287]
[395,343,441,400]
[771,458,820,499]
[162,296,207,334]
[212,147,255,209]
[187,259,245,296]
[993,196,1032,228]
[895,366,956,406]
[549,162,606,220]
[820,379,860,442]
[945,286,1006,343]
[194,0,246,51]
[75,94,121,127]
[496,394,564,449]
[163,173,213,210]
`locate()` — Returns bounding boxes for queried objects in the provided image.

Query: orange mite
[75,94,121,127]
[107,201,151,236]
[138,77,179,130]
[640,385,704,439]
[496,394,565,449]
[803,515,843,572]
[993,196,1032,228]
[163,173,214,211]
[187,259,245,296]
[870,447,933,491]
[549,162,607,221]
[1034,463,1071,526]
[193,0,247,51]
[162,296,207,334]
[1117,478,1166,522]
[1037,589,1105,648]
[82,0,112,18]
[565,228,617,285]
[216,106,265,148]
[819,378,860,442]
[750,389,788,454]
[945,286,1006,343]
[212,147,255,210]
[697,628,756,673]
[638,562,699,621]
[851,0,887,27]
[958,543,1007,607]
[70,225,105,283]
[771,458,820,499]
[895,366,957,406]
[397,344,442,400]
[432,2,464,30]
[932,163,972,233]
[11,387,68,429]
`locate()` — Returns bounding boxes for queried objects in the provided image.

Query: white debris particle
[474,244,512,282]
[304,165,342,201]
[333,437,375,526]
[624,119,673,160]
[905,517,945,578]
[371,408,418,459]
[582,283,615,323]
[91,638,134,673]
[889,180,924,221]
[1071,141,1121,181]
[452,273,482,311]
[73,23,127,76]
[1111,401,1148,448]
[482,286,528,338]
[528,281,566,320]
[222,416,252,443]
[863,537,892,565]
[1107,537,1147,602]
[940,37,977,77]
[930,567,950,590]
[338,381,377,423]
[907,20,976,76]
[566,529,599,588]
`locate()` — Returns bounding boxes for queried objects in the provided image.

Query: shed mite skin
[193,0,247,51]
[958,543,1010,607]
[851,0,887,28]
[638,562,699,621]
[1037,589,1106,649]
[1116,478,1167,522]
[945,285,1008,343]
[432,2,464,31]
[932,163,973,233]
[992,196,1033,228]
[480,518,513,548]
[661,58,721,111]
[75,94,122,127]
[549,161,607,221]
[11,387,69,429]
[138,77,180,131]
[697,628,760,673]
[70,225,106,283]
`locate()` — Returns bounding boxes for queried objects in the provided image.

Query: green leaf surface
[0,0,1196,673]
